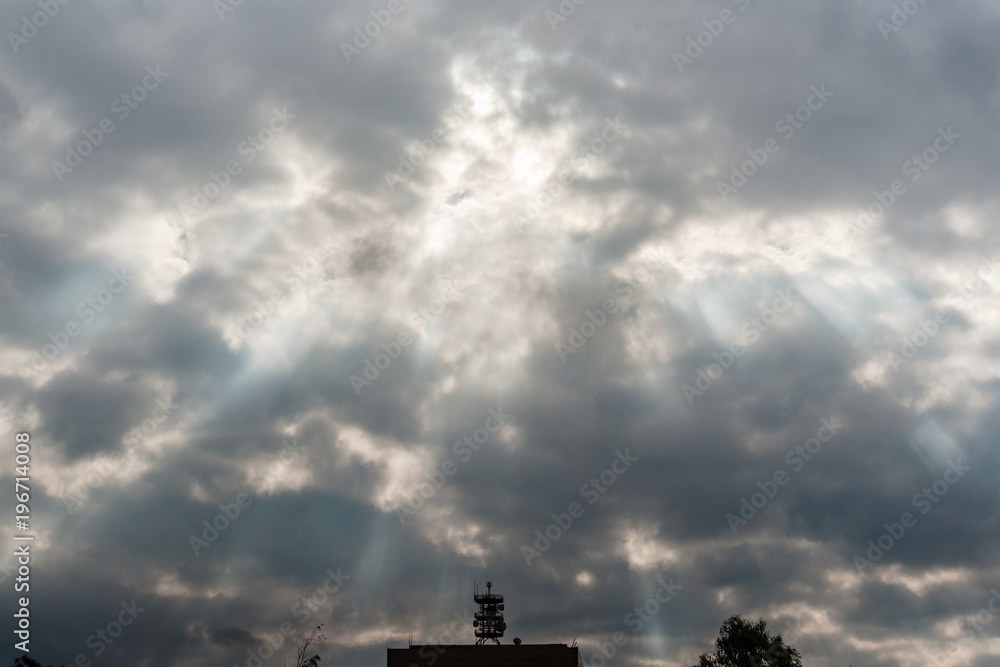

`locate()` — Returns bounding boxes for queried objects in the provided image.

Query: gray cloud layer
[2,0,1000,666]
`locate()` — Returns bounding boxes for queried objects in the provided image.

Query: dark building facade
[388,644,583,667]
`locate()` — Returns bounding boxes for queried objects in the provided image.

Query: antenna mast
[472,581,506,645]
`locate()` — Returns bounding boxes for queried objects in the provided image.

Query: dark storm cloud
[2,0,1000,666]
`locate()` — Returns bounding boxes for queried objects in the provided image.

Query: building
[387,583,582,667]
[387,643,583,667]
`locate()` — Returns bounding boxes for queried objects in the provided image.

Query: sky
[1,0,999,666]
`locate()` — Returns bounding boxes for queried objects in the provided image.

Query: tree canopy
[9,657,63,667]
[695,615,802,667]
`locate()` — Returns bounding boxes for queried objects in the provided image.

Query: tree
[285,624,327,667]
[694,615,802,667]
[10,658,64,667]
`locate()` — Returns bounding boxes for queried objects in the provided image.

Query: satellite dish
[498,603,504,611]
[514,638,522,645]
[497,621,506,632]
[473,620,479,627]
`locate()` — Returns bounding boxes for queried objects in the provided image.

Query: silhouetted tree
[694,615,802,667]
[10,657,63,667]
[285,624,327,667]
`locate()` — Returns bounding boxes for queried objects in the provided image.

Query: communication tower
[472,581,505,645]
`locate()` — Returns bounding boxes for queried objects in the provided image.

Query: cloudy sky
[2,0,1000,665]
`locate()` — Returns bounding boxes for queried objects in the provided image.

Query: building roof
[387,643,583,667]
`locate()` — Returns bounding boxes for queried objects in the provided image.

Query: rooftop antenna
[473,580,506,645]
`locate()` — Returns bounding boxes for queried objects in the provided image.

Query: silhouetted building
[388,583,582,667]
[388,644,583,667]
